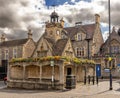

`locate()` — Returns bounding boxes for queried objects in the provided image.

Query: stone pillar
[7,63,10,81]
[23,64,26,81]
[59,64,64,84]
[39,65,42,82]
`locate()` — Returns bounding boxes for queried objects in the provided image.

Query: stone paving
[0,80,120,98]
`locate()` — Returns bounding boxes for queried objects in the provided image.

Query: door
[67,68,72,75]
[96,64,101,77]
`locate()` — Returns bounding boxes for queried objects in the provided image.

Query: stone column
[7,63,10,81]
[39,65,42,82]
[59,64,64,84]
[23,64,26,81]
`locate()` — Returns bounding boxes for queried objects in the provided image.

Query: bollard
[84,76,86,85]
[92,76,94,85]
[96,76,98,85]
[88,75,90,84]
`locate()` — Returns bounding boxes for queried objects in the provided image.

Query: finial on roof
[95,14,100,24]
[60,17,64,28]
[112,26,116,34]
[28,29,32,39]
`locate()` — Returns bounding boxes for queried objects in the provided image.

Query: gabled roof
[52,39,68,56]
[104,27,120,46]
[44,36,69,56]
[0,38,28,47]
[64,24,96,40]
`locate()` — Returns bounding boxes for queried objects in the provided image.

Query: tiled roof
[52,39,68,56]
[0,39,28,47]
[45,37,68,56]
[104,27,120,46]
[64,24,96,40]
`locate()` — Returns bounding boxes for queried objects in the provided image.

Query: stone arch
[42,65,52,79]
[42,64,60,80]
[76,66,84,82]
[10,65,23,79]
[26,65,40,78]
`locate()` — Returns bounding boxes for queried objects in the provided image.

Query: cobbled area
[0,80,120,98]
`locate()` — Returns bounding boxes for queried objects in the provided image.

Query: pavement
[0,80,120,98]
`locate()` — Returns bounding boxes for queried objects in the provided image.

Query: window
[111,46,119,53]
[77,33,82,41]
[76,47,84,57]
[13,48,17,58]
[5,49,9,60]
[37,43,48,57]
[37,51,47,57]
[65,51,73,57]
[0,49,1,60]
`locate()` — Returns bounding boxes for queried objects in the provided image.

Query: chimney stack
[95,14,100,24]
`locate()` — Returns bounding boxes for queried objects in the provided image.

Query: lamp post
[108,0,113,90]
[84,37,91,85]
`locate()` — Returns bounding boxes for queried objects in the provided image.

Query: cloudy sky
[0,0,120,41]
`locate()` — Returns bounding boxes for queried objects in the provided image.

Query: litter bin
[66,75,76,89]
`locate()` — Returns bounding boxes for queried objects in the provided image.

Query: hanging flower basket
[10,56,95,65]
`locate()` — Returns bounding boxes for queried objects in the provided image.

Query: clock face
[56,30,60,35]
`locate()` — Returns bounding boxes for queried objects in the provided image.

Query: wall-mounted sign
[104,68,110,73]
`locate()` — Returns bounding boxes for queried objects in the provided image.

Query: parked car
[3,76,7,85]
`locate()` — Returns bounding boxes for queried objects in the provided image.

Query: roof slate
[64,24,96,40]
[45,37,68,56]
[0,39,28,47]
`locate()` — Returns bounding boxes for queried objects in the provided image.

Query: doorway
[67,68,72,75]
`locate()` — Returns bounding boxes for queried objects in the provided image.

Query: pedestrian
[96,76,98,85]
[92,76,94,85]
[88,75,90,84]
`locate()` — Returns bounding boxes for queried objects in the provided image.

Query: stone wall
[23,39,35,58]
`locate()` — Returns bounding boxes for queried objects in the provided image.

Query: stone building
[65,14,104,58]
[7,11,103,90]
[99,27,120,78]
[0,29,36,67]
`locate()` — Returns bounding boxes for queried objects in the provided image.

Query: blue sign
[117,64,120,66]
[96,64,101,77]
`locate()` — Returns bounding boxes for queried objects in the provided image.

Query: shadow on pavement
[97,90,110,94]
[0,87,62,94]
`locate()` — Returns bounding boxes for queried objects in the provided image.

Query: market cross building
[7,11,103,90]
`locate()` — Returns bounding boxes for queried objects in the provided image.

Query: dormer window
[40,43,44,51]
[76,33,82,41]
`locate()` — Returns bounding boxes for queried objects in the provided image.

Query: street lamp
[108,0,113,90]
[84,37,91,84]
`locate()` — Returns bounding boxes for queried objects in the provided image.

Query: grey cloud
[65,8,94,25]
